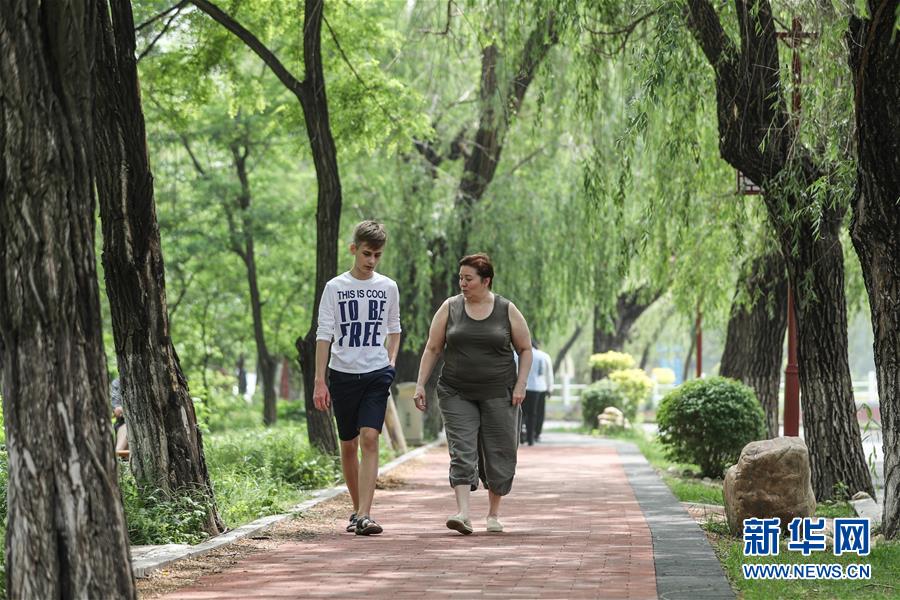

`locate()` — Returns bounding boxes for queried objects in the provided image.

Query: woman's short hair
[459,253,494,288]
[353,220,387,249]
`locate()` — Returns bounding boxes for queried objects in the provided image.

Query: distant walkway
[160,433,733,599]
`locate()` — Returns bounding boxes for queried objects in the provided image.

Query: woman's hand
[512,383,526,406]
[413,384,427,412]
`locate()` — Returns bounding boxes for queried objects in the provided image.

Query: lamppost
[737,17,814,437]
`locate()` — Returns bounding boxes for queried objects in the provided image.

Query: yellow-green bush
[651,367,676,385]
[608,368,653,419]
[588,351,635,378]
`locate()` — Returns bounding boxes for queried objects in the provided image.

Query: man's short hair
[353,220,387,249]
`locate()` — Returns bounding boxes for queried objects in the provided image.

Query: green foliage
[204,427,341,491]
[656,377,767,478]
[608,368,654,413]
[119,464,213,545]
[580,379,628,428]
[588,351,636,377]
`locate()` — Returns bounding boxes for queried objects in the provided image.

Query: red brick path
[161,444,657,599]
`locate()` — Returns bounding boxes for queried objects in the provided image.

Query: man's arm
[313,283,334,411]
[386,333,400,367]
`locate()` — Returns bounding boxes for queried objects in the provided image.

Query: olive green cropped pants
[437,380,520,496]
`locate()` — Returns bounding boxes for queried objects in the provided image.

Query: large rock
[724,436,816,535]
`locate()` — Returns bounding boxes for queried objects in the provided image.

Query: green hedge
[656,377,766,478]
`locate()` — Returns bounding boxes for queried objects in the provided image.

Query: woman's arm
[508,302,532,406]
[413,299,450,411]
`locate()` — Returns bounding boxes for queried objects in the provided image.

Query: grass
[714,535,900,599]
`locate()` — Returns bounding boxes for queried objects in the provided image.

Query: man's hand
[512,383,526,406]
[413,385,427,412]
[313,379,331,411]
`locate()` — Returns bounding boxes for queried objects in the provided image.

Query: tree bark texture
[189,0,339,452]
[848,2,900,537]
[229,141,278,426]
[456,14,558,257]
[720,250,788,439]
[0,2,136,597]
[92,0,223,535]
[685,0,873,499]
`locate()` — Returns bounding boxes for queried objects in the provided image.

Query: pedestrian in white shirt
[523,341,553,445]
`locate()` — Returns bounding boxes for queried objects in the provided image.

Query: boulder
[597,406,630,430]
[724,437,816,535]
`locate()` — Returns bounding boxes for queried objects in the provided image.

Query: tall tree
[227,137,279,425]
[685,0,874,499]
[0,1,135,596]
[847,0,900,537]
[92,0,223,535]
[189,0,340,452]
[720,249,788,438]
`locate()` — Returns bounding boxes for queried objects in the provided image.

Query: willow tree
[684,0,873,499]
[94,0,223,535]
[847,0,900,537]
[0,1,135,596]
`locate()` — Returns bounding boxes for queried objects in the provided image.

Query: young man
[314,220,400,535]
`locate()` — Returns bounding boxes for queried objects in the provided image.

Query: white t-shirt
[315,271,401,374]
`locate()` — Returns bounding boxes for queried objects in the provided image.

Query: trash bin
[394,381,424,445]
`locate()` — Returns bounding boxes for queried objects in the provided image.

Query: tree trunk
[229,141,278,425]
[237,354,248,395]
[295,0,341,454]
[554,324,583,373]
[592,288,660,379]
[682,326,696,384]
[720,250,788,438]
[782,217,875,499]
[0,2,136,596]
[92,0,223,535]
[848,4,900,537]
[685,0,874,500]
[189,0,339,452]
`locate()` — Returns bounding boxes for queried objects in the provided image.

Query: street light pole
[779,16,813,437]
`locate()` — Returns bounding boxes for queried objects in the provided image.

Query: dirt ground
[136,462,419,599]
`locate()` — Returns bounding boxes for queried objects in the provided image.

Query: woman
[414,253,532,534]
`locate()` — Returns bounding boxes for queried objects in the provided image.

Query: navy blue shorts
[328,366,396,442]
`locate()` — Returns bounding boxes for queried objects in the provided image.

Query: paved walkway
[160,434,733,599]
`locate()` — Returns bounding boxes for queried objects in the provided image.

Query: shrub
[608,368,653,419]
[581,380,628,429]
[651,367,676,385]
[656,377,767,478]
[588,351,635,379]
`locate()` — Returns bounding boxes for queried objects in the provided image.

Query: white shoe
[446,514,473,535]
[486,515,503,533]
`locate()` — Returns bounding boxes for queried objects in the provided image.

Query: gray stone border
[610,439,736,600]
[132,439,442,578]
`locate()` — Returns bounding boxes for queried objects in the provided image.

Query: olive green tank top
[439,294,517,397]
